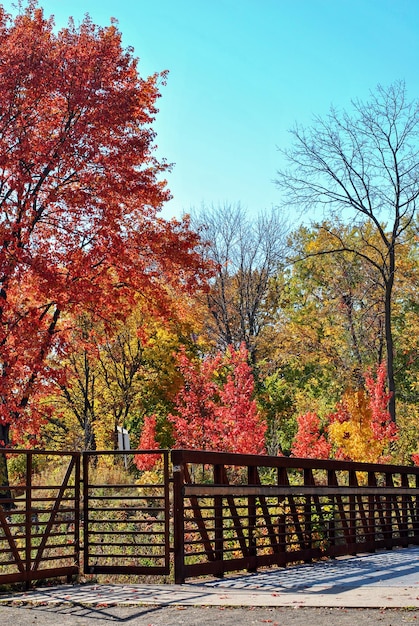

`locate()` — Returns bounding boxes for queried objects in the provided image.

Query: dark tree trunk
[0,423,13,511]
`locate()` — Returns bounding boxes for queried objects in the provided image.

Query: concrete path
[1,547,419,608]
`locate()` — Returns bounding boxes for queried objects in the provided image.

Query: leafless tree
[276,81,419,422]
[192,203,288,363]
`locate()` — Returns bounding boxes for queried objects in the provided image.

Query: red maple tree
[134,415,161,471]
[290,412,331,460]
[291,363,397,462]
[168,344,266,454]
[0,3,209,446]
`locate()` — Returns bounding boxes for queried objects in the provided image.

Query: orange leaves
[0,4,209,441]
[134,415,161,471]
[290,412,331,460]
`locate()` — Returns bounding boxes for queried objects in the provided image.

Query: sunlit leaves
[0,4,209,442]
[168,344,266,454]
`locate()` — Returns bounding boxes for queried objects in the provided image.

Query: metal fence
[1,448,419,587]
[171,449,419,582]
[83,450,170,576]
[0,450,80,587]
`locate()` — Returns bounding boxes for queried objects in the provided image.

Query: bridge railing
[171,449,419,583]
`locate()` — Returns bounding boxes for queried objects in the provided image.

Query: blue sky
[3,1,419,221]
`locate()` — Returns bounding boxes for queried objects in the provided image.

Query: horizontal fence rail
[171,449,419,583]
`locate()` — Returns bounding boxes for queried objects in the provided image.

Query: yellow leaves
[328,389,388,464]
[329,418,384,463]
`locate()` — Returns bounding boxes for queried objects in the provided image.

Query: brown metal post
[348,470,357,546]
[214,463,224,577]
[172,451,186,584]
[367,471,376,547]
[163,451,171,573]
[327,469,336,548]
[303,468,312,554]
[401,473,409,540]
[25,452,32,589]
[415,473,419,541]
[247,466,257,572]
[73,453,81,580]
[82,452,90,574]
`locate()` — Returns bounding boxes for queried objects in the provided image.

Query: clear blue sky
[3,1,419,221]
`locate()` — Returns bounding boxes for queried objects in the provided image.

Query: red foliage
[168,344,266,454]
[214,344,266,454]
[290,412,332,459]
[291,363,397,462]
[134,415,161,471]
[0,5,209,443]
[364,362,397,442]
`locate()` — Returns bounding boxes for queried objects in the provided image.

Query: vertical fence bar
[327,469,336,549]
[247,465,257,572]
[415,473,419,541]
[24,452,32,589]
[348,470,357,546]
[163,451,171,573]
[172,453,186,584]
[401,472,409,540]
[277,466,287,556]
[367,471,376,547]
[214,463,224,576]
[82,452,90,574]
[72,453,81,581]
[303,468,312,554]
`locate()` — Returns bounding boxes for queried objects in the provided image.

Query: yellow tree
[328,364,397,463]
[268,224,386,421]
[44,292,209,450]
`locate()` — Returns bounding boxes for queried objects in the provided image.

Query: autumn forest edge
[0,2,418,476]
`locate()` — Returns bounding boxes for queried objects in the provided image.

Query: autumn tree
[277,81,419,423]
[44,293,208,451]
[168,344,266,454]
[134,415,161,471]
[291,412,331,460]
[192,203,288,363]
[0,2,209,451]
[291,363,398,463]
[278,224,387,388]
[328,364,398,463]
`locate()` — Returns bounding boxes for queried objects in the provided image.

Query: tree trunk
[385,255,396,422]
[0,423,13,511]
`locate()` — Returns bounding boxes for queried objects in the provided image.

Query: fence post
[415,473,419,541]
[172,451,185,584]
[82,452,90,574]
[214,463,224,577]
[73,453,81,580]
[247,465,257,572]
[24,452,32,590]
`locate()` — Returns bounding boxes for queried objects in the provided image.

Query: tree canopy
[0,2,209,445]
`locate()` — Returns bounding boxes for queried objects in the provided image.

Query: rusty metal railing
[171,449,419,583]
[2,448,419,588]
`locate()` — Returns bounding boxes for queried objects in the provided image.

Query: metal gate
[83,450,171,576]
[0,450,80,587]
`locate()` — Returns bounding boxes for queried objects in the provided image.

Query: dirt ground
[1,604,419,625]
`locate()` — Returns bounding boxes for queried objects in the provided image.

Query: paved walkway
[1,547,419,608]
